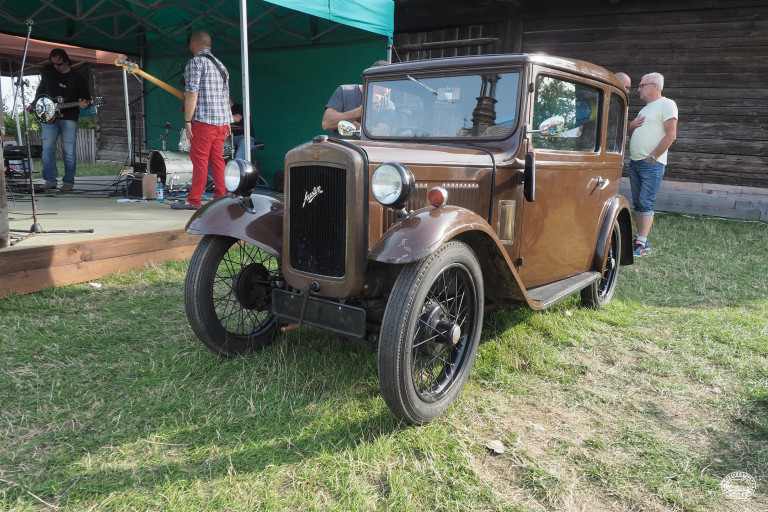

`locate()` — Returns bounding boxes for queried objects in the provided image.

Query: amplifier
[126,173,158,199]
[3,144,42,159]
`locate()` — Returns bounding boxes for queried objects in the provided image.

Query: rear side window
[532,75,601,152]
[606,93,626,154]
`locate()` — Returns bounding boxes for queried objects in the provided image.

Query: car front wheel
[378,241,484,424]
[184,235,281,357]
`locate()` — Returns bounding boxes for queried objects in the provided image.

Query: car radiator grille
[288,165,347,277]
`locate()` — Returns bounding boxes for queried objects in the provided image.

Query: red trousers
[188,121,228,207]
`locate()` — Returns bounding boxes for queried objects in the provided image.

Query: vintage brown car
[182,54,634,424]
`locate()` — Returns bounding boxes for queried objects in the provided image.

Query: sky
[1,75,40,114]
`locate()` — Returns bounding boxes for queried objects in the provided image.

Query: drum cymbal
[151,123,180,131]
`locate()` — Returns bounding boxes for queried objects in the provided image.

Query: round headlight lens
[371,162,414,207]
[224,160,243,193]
[224,158,261,196]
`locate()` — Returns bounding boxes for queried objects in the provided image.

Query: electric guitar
[33,95,104,124]
[115,55,185,100]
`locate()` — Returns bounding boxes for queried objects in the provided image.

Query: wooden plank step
[0,230,199,297]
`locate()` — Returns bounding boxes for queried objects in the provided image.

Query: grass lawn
[1,212,766,511]
[25,159,128,179]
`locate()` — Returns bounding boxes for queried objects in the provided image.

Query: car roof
[363,53,625,92]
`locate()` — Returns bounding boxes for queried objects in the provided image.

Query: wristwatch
[648,155,656,162]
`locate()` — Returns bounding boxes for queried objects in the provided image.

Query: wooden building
[93,62,145,164]
[394,0,768,193]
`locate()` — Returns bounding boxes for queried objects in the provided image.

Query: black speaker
[126,174,144,198]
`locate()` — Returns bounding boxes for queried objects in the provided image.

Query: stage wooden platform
[1,176,201,297]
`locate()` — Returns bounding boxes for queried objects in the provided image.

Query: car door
[517,72,607,288]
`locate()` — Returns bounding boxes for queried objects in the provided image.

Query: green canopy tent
[0,0,394,184]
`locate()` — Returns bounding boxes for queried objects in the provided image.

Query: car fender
[369,205,535,307]
[593,195,634,273]
[369,205,494,263]
[185,195,283,257]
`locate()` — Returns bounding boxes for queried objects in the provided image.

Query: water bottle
[156,177,164,202]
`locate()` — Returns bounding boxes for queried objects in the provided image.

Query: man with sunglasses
[31,49,92,192]
[628,72,678,257]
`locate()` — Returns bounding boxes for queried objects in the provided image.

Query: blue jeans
[232,134,255,160]
[628,159,665,216]
[41,119,78,186]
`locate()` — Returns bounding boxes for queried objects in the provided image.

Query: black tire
[184,235,281,357]
[379,241,484,424]
[581,219,621,309]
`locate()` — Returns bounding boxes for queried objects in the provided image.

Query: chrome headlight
[224,158,261,196]
[371,162,415,209]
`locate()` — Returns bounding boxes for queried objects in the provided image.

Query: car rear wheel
[581,219,621,309]
[185,235,281,357]
[378,241,484,424]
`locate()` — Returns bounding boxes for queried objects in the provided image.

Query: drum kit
[149,123,235,192]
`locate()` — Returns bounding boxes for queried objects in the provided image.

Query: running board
[526,271,601,309]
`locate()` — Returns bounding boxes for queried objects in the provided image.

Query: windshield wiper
[406,74,437,96]
[407,75,454,104]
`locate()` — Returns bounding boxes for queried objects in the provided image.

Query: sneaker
[170,201,200,210]
[633,239,651,257]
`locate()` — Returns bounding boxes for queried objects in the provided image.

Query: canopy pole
[122,68,132,166]
[239,0,251,164]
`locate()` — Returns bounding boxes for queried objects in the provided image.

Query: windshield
[363,71,521,139]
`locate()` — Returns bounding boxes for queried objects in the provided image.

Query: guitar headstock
[115,54,138,73]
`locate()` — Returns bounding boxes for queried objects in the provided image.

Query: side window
[606,93,626,153]
[532,75,600,152]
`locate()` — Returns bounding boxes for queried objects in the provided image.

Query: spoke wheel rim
[597,228,619,300]
[411,264,477,402]
[213,241,278,336]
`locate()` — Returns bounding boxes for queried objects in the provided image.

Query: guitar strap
[202,54,228,86]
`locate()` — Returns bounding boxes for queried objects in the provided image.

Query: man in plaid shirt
[173,31,234,210]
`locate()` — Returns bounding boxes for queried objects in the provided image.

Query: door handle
[597,176,610,190]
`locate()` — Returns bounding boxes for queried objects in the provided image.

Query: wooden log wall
[93,60,144,164]
[393,22,515,61]
[521,0,767,189]
[393,0,768,189]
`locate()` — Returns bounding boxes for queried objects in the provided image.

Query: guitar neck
[114,58,185,100]
[56,100,86,109]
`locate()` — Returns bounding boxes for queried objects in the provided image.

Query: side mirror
[524,152,535,202]
[530,115,565,137]
[337,120,360,137]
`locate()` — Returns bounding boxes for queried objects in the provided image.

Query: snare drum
[149,151,193,190]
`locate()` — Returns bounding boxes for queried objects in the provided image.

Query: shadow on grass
[1,289,407,506]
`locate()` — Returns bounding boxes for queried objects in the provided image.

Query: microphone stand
[9,19,94,246]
